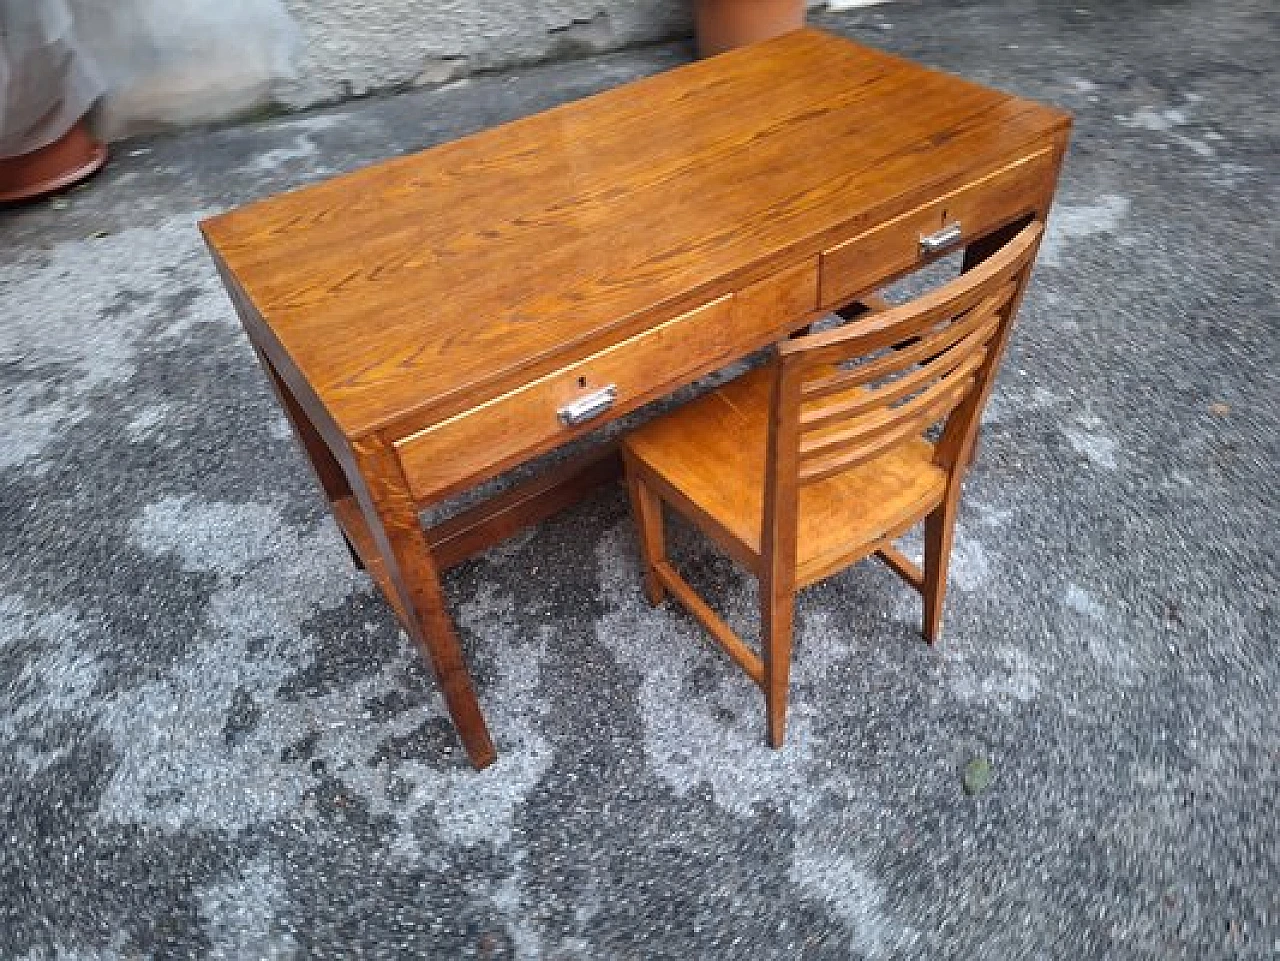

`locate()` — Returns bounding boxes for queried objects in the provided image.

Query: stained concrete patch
[947,643,1042,708]
[16,935,134,960]
[1061,583,1141,685]
[99,495,366,830]
[1064,583,1107,621]
[948,533,992,593]
[198,855,299,960]
[593,521,827,820]
[112,491,553,854]
[0,382,84,472]
[1119,99,1218,158]
[0,214,232,474]
[1040,194,1130,267]
[240,133,331,176]
[0,595,103,775]
[0,216,219,390]
[268,414,295,441]
[790,836,918,958]
[1063,414,1121,470]
[124,403,172,441]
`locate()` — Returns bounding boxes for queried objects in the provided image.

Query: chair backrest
[760,222,1044,564]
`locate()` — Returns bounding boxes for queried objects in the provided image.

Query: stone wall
[79,0,884,138]
[279,0,691,107]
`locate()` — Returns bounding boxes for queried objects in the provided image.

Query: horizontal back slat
[800,285,1011,403]
[797,373,977,484]
[799,354,984,462]
[781,270,1020,372]
[800,320,997,431]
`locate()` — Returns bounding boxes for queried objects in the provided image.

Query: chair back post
[761,352,805,593]
[934,223,1044,473]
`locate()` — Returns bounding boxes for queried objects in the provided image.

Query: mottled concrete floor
[2,1,1277,958]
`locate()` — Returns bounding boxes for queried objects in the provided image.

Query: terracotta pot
[0,119,108,205]
[694,0,807,58]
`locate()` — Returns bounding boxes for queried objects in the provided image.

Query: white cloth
[70,0,297,139]
[0,0,105,157]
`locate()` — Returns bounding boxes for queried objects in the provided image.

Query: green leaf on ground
[963,757,992,795]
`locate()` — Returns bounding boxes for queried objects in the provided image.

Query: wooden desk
[201,29,1070,770]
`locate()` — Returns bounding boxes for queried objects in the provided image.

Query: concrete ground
[1,1,1276,958]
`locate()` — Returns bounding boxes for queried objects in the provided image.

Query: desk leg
[352,436,497,770]
[253,346,364,571]
[252,348,495,768]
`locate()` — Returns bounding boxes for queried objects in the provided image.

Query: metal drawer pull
[558,384,617,426]
[919,222,963,255]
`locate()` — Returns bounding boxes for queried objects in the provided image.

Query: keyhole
[577,376,588,389]
[941,207,948,224]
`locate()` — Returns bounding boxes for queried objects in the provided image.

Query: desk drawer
[819,148,1054,309]
[396,295,733,501]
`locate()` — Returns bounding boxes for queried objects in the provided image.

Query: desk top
[202,28,1068,439]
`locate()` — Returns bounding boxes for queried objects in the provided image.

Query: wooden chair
[621,222,1044,747]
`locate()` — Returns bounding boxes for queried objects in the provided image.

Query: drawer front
[820,148,1055,309]
[731,260,820,343]
[396,295,733,501]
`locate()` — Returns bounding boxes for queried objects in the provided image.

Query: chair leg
[761,584,796,748]
[922,493,960,644]
[625,465,667,606]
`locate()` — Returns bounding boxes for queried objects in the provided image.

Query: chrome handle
[557,384,617,426]
[919,222,963,255]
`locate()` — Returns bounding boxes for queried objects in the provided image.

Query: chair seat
[623,366,948,585]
